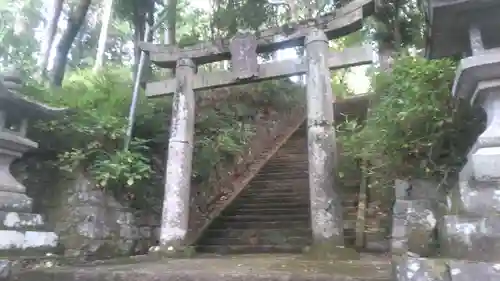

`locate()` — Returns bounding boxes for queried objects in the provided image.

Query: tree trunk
[93,0,114,72]
[51,0,92,87]
[166,0,177,45]
[140,9,154,89]
[159,0,178,78]
[38,0,64,79]
[69,24,87,69]
[378,41,397,71]
[131,2,146,81]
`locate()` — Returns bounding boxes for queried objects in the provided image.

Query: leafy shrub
[338,55,482,188]
[24,68,165,201]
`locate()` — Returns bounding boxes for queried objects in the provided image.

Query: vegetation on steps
[20,67,304,213]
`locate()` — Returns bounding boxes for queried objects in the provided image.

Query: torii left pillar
[159,58,196,249]
[305,29,344,251]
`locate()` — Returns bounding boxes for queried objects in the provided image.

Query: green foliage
[338,55,482,187]
[24,68,167,203]
[0,0,44,77]
[192,79,304,182]
[24,67,303,209]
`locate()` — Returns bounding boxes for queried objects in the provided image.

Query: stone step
[236,201,310,209]
[238,193,309,200]
[264,161,308,167]
[234,196,309,204]
[246,183,308,191]
[228,208,310,215]
[211,220,309,229]
[250,178,309,184]
[196,244,306,254]
[252,173,308,180]
[241,189,309,196]
[200,236,311,246]
[202,228,312,239]
[232,199,356,210]
[267,158,308,163]
[261,162,307,167]
[218,214,310,222]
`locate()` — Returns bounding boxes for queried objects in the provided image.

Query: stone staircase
[196,123,361,254]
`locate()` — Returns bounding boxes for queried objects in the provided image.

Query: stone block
[391,200,438,256]
[471,146,500,180]
[408,179,447,202]
[392,256,448,281]
[0,230,58,250]
[439,215,500,261]
[0,260,11,281]
[448,260,500,281]
[0,211,45,231]
[450,179,500,215]
[119,224,139,240]
[0,192,32,213]
[394,179,447,201]
[67,190,105,206]
[395,179,410,199]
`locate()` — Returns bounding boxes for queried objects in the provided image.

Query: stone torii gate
[140,0,375,251]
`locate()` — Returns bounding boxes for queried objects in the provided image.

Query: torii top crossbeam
[139,0,376,68]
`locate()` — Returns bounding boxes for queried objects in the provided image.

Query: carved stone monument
[394,0,500,280]
[0,71,61,254]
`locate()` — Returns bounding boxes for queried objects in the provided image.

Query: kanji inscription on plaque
[229,32,258,80]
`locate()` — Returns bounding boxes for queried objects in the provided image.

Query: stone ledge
[452,51,500,101]
[13,254,391,281]
[0,211,47,231]
[0,192,32,213]
[0,230,57,252]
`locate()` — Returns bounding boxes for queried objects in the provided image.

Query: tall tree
[166,0,178,45]
[38,0,64,79]
[94,0,115,71]
[372,0,424,70]
[51,0,93,86]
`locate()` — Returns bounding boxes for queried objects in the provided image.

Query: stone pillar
[159,58,196,249]
[305,29,344,247]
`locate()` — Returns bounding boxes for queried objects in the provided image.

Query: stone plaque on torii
[229,31,259,80]
[139,0,376,251]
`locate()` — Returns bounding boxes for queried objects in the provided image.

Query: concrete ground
[13,253,391,281]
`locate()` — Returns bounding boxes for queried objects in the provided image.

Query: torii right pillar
[305,28,344,251]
